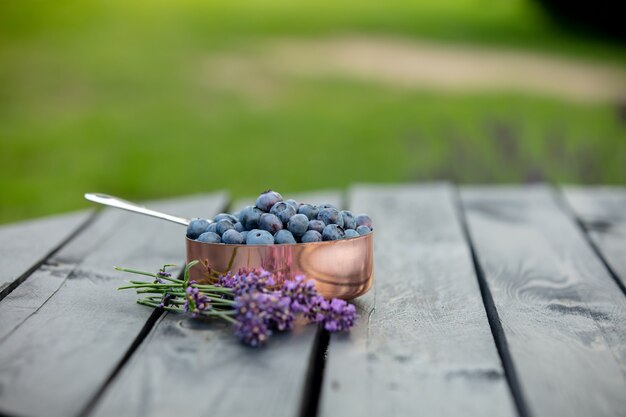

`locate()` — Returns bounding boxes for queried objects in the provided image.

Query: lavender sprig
[116,262,357,346]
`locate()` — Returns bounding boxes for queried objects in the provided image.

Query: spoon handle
[84,193,191,226]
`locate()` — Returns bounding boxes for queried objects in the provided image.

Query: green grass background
[1,0,625,223]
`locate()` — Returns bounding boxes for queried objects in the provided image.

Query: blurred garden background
[1,0,625,223]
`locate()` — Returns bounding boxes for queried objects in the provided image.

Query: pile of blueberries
[186,190,373,245]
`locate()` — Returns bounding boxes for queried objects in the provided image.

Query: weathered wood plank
[0,193,228,417]
[319,184,516,417]
[562,186,626,291]
[0,263,72,341]
[461,185,626,417]
[0,210,93,298]
[90,191,343,417]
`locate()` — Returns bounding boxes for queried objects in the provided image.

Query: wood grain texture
[319,184,516,417]
[0,263,72,341]
[562,186,626,290]
[0,210,93,298]
[0,193,228,417]
[90,192,343,417]
[462,185,626,417]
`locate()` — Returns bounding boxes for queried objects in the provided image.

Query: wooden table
[1,184,625,417]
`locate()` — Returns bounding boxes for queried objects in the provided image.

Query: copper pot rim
[185,231,374,248]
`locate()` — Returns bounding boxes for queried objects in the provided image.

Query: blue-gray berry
[197,231,221,243]
[246,229,275,245]
[344,229,360,238]
[356,225,371,235]
[287,214,309,237]
[240,230,249,242]
[285,199,300,211]
[270,202,296,224]
[298,204,319,220]
[322,224,345,241]
[213,213,239,224]
[301,230,322,243]
[274,229,297,244]
[256,190,283,212]
[318,207,344,227]
[206,222,218,234]
[222,229,244,244]
[308,219,326,233]
[355,214,373,230]
[340,210,356,230]
[216,219,234,236]
[259,213,283,233]
[240,206,263,230]
[234,222,244,232]
[186,218,211,239]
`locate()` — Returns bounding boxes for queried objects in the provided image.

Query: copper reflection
[186,233,374,300]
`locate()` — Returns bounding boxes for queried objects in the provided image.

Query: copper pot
[86,193,374,299]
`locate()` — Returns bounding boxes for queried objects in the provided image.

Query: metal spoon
[84,193,192,226]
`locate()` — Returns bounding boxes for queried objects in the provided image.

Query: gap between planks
[557,186,626,300]
[455,188,532,417]
[0,210,98,302]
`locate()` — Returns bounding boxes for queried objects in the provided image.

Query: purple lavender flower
[234,292,273,346]
[183,286,212,318]
[218,268,276,296]
[154,265,173,283]
[305,296,356,332]
[305,295,330,323]
[157,293,172,309]
[234,289,296,346]
[265,291,295,331]
[217,271,238,289]
[282,275,319,314]
[321,299,357,332]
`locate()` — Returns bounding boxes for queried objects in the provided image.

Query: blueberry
[256,190,283,212]
[355,214,373,230]
[240,230,249,242]
[246,229,275,245]
[234,222,244,232]
[259,213,283,233]
[274,229,297,244]
[285,199,300,210]
[231,211,241,221]
[222,229,244,244]
[186,218,211,239]
[197,231,221,243]
[240,206,263,230]
[344,229,360,238]
[322,224,345,241]
[206,222,218,234]
[270,202,296,224]
[301,230,322,243]
[287,214,309,237]
[340,210,356,230]
[298,204,319,220]
[318,207,344,227]
[216,219,234,236]
[308,219,326,233]
[356,225,371,235]
[213,213,239,224]
[319,203,337,209]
